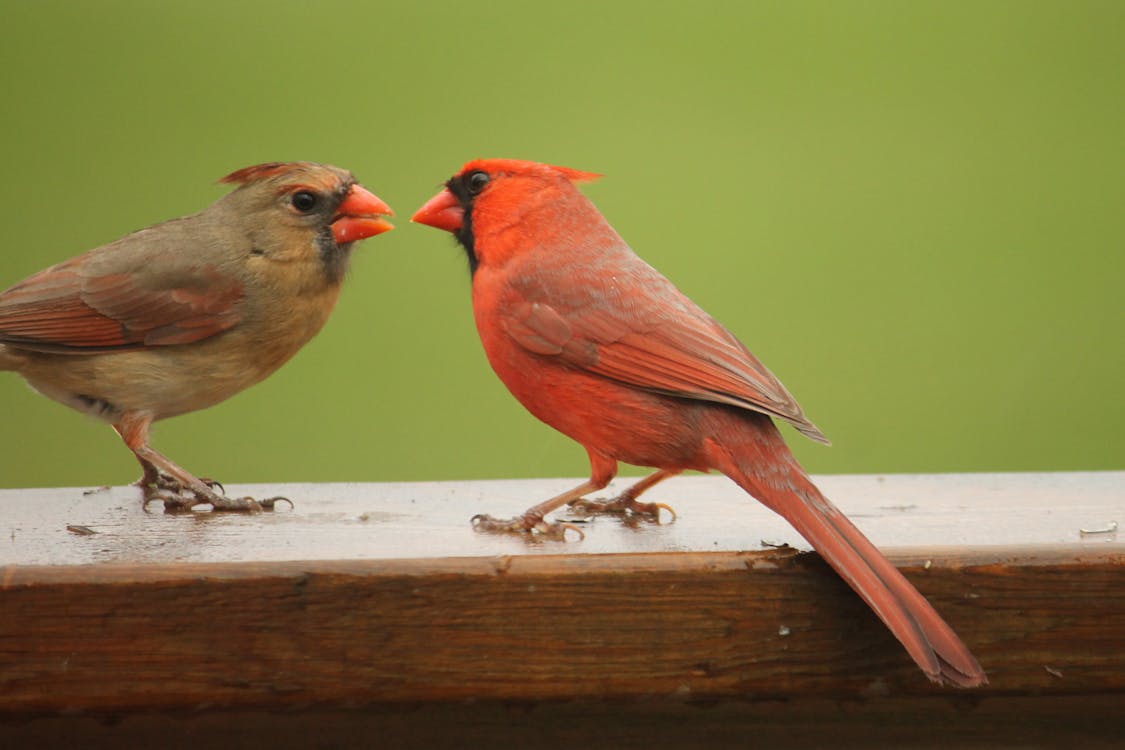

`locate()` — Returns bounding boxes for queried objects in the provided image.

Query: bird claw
[142,487,198,512]
[138,476,291,513]
[471,513,585,542]
[140,471,223,496]
[258,496,293,510]
[568,495,677,524]
[208,495,291,512]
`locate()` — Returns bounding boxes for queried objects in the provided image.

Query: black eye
[466,171,490,195]
[290,190,319,212]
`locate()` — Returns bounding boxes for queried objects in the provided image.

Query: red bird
[0,162,393,511]
[412,158,986,687]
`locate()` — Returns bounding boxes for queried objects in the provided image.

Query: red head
[411,159,603,273]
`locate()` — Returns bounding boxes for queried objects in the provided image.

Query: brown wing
[502,259,829,444]
[0,251,243,353]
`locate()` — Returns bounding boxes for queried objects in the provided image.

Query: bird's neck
[474,197,620,273]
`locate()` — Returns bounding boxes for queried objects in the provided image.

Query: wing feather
[503,256,829,443]
[0,249,243,353]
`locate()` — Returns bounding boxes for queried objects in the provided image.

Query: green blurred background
[1,1,1122,490]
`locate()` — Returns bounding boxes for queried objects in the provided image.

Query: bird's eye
[466,171,490,195]
[290,190,319,213]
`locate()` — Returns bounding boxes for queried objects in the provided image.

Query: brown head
[218,161,394,284]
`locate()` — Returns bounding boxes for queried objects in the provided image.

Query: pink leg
[114,413,286,512]
[472,450,618,541]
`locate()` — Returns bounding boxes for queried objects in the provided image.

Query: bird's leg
[472,452,618,541]
[473,479,598,541]
[113,415,288,512]
[130,451,226,496]
[568,469,680,523]
[115,418,234,508]
[135,451,165,489]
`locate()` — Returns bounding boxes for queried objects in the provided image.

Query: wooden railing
[2,472,1122,748]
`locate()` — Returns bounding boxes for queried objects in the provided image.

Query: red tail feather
[707,419,987,687]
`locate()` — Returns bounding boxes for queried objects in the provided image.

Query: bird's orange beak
[411,188,463,233]
[332,185,395,244]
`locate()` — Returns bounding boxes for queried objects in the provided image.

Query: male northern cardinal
[0,161,393,511]
[412,158,985,687]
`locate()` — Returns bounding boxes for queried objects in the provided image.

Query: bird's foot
[138,475,291,513]
[142,487,203,512]
[139,470,225,496]
[471,512,585,542]
[568,495,677,524]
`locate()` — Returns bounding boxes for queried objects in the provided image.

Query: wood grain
[0,472,1122,747]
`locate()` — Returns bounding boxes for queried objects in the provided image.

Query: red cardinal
[0,162,393,511]
[412,158,985,687]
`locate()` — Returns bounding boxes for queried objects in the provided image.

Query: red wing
[504,297,829,444]
[0,254,243,353]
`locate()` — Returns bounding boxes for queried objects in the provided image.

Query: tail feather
[707,422,987,687]
[812,496,985,685]
[768,480,985,686]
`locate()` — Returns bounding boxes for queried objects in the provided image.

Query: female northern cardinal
[0,162,393,511]
[412,158,985,687]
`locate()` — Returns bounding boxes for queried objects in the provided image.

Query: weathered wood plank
[2,472,1122,566]
[2,547,1122,713]
[0,473,1121,722]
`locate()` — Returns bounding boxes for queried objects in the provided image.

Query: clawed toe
[143,487,202,512]
[209,494,292,512]
[636,501,677,523]
[138,477,291,513]
[471,513,585,542]
[139,471,222,495]
[568,495,677,524]
[207,494,264,512]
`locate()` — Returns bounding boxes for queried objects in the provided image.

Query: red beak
[332,185,395,244]
[411,188,463,233]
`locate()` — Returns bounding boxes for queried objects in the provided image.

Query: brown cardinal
[0,161,393,511]
[412,158,985,687]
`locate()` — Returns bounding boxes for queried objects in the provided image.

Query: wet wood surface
[1,472,1122,747]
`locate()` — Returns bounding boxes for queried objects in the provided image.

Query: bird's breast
[472,286,709,470]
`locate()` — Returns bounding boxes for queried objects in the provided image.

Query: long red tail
[706,417,986,687]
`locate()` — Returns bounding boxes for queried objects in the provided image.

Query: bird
[0,161,393,511]
[411,158,986,687]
